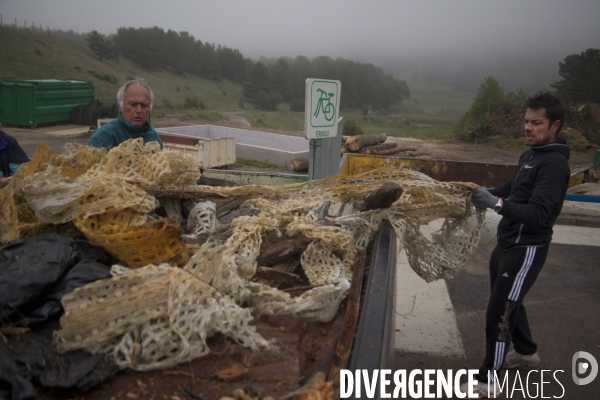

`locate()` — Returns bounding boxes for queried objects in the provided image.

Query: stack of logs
[342,133,417,156]
[289,133,418,172]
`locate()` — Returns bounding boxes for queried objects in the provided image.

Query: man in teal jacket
[88,78,163,150]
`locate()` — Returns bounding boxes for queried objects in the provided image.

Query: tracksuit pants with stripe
[477,243,549,384]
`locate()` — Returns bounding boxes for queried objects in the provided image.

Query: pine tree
[551,48,600,103]
[86,31,119,61]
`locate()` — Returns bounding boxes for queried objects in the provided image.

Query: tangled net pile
[0,138,484,371]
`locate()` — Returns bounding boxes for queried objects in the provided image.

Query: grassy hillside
[0,26,245,119]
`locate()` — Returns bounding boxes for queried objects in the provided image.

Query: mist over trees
[244,56,410,110]
[87,27,410,111]
[377,47,564,95]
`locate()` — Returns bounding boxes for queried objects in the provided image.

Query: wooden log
[361,182,404,211]
[145,188,228,200]
[257,236,311,266]
[290,158,309,172]
[360,142,397,154]
[346,132,387,151]
[262,227,287,244]
[216,198,245,218]
[271,258,300,273]
[254,266,303,286]
[367,144,418,156]
[345,135,359,148]
[341,144,359,154]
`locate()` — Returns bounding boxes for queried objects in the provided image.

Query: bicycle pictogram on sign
[313,89,335,122]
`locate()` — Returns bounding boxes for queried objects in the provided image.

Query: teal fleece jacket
[87,112,163,150]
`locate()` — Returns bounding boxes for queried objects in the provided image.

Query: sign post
[305,79,342,180]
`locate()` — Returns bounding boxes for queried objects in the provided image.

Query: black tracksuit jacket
[489,138,570,249]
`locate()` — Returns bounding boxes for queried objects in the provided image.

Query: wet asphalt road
[394,240,600,399]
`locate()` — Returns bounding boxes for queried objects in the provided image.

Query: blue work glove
[471,188,498,209]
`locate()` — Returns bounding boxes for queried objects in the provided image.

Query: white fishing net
[54,264,270,371]
[0,138,485,371]
[183,201,216,238]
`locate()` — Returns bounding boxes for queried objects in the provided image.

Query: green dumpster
[0,79,94,127]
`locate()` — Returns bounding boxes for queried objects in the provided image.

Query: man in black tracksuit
[465,92,570,398]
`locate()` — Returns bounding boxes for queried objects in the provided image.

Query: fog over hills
[1,0,599,93]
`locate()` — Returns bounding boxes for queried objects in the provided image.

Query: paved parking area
[394,223,600,399]
[2,124,89,156]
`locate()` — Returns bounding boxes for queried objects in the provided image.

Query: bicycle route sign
[305,78,341,139]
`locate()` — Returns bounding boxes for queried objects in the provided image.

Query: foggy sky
[1,0,599,70]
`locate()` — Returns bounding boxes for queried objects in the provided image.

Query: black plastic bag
[0,234,118,399]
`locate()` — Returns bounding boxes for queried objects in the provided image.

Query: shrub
[289,98,305,112]
[35,48,43,56]
[184,86,191,91]
[184,95,199,109]
[343,119,365,136]
[238,100,245,108]
[176,86,180,92]
[254,91,282,111]
[74,66,82,71]
[222,90,227,96]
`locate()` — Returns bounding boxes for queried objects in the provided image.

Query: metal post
[308,139,321,181]
[308,116,344,181]
[331,117,344,174]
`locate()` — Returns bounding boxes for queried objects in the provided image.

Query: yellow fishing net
[0,138,484,371]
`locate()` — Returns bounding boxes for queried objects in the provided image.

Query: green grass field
[1,26,477,140]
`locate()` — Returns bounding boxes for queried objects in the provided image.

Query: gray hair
[116,77,154,110]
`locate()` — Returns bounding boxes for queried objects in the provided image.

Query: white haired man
[88,78,163,150]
